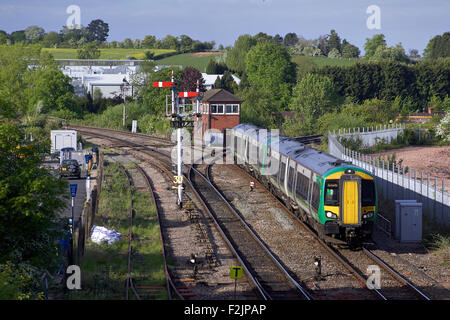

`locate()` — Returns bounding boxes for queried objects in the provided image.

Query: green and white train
[227,124,377,244]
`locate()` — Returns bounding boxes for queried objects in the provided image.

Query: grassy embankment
[42,48,175,60]
[69,160,167,299]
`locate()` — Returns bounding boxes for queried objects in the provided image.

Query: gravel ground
[126,149,256,300]
[210,164,378,300]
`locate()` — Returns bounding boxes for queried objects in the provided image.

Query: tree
[246,42,296,110]
[371,43,409,63]
[24,26,44,44]
[341,41,360,58]
[160,35,179,50]
[10,30,26,44]
[179,67,205,92]
[283,33,298,47]
[0,122,67,267]
[206,59,219,74]
[77,42,101,59]
[423,32,450,59]
[364,34,386,58]
[288,74,342,134]
[246,41,296,92]
[327,29,342,53]
[42,32,61,48]
[59,25,88,44]
[226,34,257,75]
[86,19,109,42]
[179,34,193,52]
[0,31,7,44]
[328,48,341,59]
[436,112,450,142]
[143,35,156,48]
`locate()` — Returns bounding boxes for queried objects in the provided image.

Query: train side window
[295,172,309,199]
[311,182,320,211]
[287,166,295,189]
[271,156,279,177]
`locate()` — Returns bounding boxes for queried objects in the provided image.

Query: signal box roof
[201,89,243,103]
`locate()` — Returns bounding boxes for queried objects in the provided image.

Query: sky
[0,0,449,54]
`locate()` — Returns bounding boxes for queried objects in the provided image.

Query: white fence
[328,127,450,228]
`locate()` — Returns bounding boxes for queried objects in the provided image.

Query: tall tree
[283,32,298,47]
[0,122,67,266]
[226,34,257,75]
[364,34,386,58]
[86,19,109,43]
[327,29,342,53]
[179,67,205,92]
[77,42,101,59]
[423,32,450,59]
[24,26,45,44]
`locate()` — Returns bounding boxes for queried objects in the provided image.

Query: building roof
[201,89,243,103]
[201,73,241,87]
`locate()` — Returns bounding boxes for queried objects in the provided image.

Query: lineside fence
[328,125,449,230]
[73,151,104,265]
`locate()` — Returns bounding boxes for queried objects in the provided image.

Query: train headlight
[362,212,374,219]
[326,211,338,219]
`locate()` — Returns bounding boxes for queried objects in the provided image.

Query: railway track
[73,125,432,300]
[75,126,312,300]
[229,163,432,300]
[189,165,312,300]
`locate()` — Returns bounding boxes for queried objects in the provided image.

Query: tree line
[0,20,215,53]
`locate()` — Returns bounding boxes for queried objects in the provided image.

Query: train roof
[232,123,357,177]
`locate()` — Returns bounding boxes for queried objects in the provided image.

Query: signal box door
[339,175,361,226]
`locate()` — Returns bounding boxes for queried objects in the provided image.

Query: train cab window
[362,180,375,206]
[324,180,339,206]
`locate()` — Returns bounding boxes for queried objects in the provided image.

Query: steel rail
[362,246,431,300]
[230,164,388,300]
[203,165,312,300]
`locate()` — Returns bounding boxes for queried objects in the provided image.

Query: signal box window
[211,104,224,114]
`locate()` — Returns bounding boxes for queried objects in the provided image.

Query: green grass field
[155,52,225,72]
[43,48,175,60]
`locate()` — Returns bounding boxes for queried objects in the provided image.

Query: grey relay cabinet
[394,200,423,243]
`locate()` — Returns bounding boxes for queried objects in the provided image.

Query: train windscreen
[362,180,375,206]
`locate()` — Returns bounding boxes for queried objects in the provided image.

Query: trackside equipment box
[51,130,77,153]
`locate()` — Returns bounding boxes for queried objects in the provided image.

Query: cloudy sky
[1,0,448,54]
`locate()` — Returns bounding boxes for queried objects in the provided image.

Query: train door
[287,160,296,199]
[339,175,361,226]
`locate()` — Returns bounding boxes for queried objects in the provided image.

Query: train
[225,123,377,244]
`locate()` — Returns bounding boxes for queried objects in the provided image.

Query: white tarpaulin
[90,226,122,244]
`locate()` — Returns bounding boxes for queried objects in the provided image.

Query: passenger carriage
[227,124,377,244]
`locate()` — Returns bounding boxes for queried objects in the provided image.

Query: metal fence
[73,151,104,265]
[328,128,450,228]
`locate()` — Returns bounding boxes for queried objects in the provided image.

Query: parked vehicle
[59,159,81,179]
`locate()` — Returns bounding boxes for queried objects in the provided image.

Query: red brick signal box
[195,89,243,142]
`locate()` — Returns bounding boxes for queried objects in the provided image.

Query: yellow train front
[320,166,377,243]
